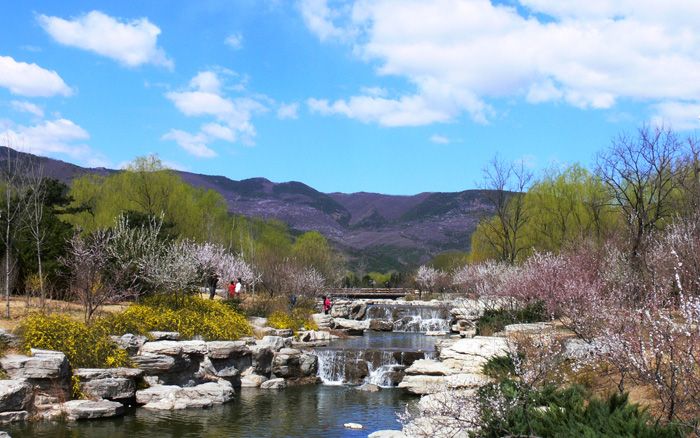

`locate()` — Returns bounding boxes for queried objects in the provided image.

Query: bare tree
[0,144,29,317]
[23,162,48,308]
[596,124,684,265]
[477,155,533,264]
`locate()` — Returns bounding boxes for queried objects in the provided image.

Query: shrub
[477,301,547,335]
[98,294,251,341]
[476,383,686,438]
[20,313,132,369]
[268,309,319,333]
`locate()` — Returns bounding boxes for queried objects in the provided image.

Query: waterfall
[314,346,424,387]
[366,304,451,333]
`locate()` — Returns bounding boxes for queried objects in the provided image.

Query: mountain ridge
[0,147,493,271]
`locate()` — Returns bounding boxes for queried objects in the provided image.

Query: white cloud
[38,10,173,69]
[11,101,45,118]
[0,56,72,97]
[225,33,243,50]
[161,130,218,158]
[163,70,269,156]
[0,119,108,166]
[277,102,299,119]
[429,134,450,144]
[303,0,700,128]
[651,101,700,131]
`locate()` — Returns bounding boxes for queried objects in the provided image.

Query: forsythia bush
[98,294,251,341]
[268,309,318,332]
[20,314,132,369]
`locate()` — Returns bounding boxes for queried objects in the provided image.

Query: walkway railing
[323,288,416,299]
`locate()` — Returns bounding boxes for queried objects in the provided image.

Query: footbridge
[323,288,416,299]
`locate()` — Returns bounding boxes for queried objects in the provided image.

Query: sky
[1,0,700,196]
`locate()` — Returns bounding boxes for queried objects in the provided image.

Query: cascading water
[365,304,451,333]
[314,303,452,387]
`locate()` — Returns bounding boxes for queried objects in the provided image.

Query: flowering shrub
[98,294,251,341]
[20,313,132,369]
[268,310,318,332]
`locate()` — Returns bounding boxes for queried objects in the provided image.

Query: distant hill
[1,148,494,272]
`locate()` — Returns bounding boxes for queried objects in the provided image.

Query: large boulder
[404,359,457,376]
[112,333,148,355]
[331,318,369,335]
[136,381,234,410]
[369,319,394,331]
[439,336,509,374]
[0,351,70,379]
[271,349,318,379]
[259,336,292,352]
[0,380,32,412]
[206,341,249,359]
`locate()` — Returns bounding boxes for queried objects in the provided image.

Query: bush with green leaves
[477,300,547,335]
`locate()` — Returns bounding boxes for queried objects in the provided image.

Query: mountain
[2,148,494,272]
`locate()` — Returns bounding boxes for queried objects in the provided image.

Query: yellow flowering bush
[20,313,132,369]
[268,309,319,332]
[99,294,251,341]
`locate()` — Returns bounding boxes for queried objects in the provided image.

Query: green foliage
[64,155,235,246]
[428,251,469,272]
[482,354,519,380]
[477,301,547,336]
[97,294,251,341]
[20,313,132,369]
[476,382,687,438]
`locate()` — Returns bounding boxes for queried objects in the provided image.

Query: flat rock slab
[61,399,124,421]
[136,381,234,409]
[148,331,181,341]
[260,378,287,389]
[140,341,183,356]
[368,431,408,438]
[73,367,144,380]
[0,352,69,379]
[206,341,249,359]
[0,410,29,424]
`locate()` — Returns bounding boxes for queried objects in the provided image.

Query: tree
[475,155,533,264]
[0,145,29,317]
[596,124,684,264]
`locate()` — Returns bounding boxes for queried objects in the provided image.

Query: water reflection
[5,386,413,438]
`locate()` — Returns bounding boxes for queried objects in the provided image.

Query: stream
[4,303,450,438]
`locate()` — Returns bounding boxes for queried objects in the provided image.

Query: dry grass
[0,297,130,333]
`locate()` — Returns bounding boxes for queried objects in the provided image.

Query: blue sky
[1,0,699,195]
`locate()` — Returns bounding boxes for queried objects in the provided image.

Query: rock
[131,353,181,374]
[140,341,183,356]
[405,359,457,376]
[0,352,70,379]
[392,350,425,366]
[73,368,144,380]
[206,341,249,359]
[260,378,287,389]
[439,336,509,374]
[113,334,148,355]
[136,381,234,409]
[332,318,369,335]
[259,336,292,352]
[344,422,363,429]
[247,317,268,328]
[272,350,318,379]
[369,319,394,331]
[240,367,268,387]
[180,340,208,355]
[148,331,181,341]
[398,375,447,394]
[349,302,367,320]
[357,383,381,392]
[250,345,274,375]
[503,322,554,336]
[330,302,351,319]
[0,380,32,412]
[459,329,477,338]
[368,431,408,438]
[311,313,332,329]
[79,378,135,401]
[274,329,294,338]
[61,399,124,420]
[343,360,369,386]
[297,330,332,342]
[0,410,29,423]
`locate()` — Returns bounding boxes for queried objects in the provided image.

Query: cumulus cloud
[0,56,72,97]
[277,102,299,119]
[38,10,173,69]
[0,119,108,166]
[651,101,700,131]
[11,101,44,118]
[303,0,700,128]
[225,33,243,49]
[163,70,269,156]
